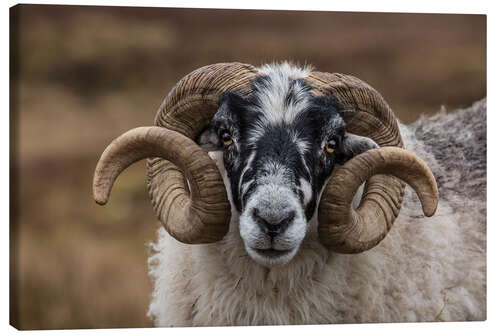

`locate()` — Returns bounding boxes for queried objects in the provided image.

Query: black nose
[253,208,295,238]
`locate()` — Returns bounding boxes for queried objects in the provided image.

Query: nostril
[253,209,271,234]
[252,208,261,220]
[279,211,296,226]
[253,208,295,237]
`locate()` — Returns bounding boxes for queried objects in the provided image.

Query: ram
[93,62,486,326]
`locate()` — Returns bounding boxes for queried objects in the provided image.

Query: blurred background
[10,4,486,329]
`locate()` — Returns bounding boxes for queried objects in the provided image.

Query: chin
[245,244,300,267]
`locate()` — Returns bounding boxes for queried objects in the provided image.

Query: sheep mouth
[246,245,300,266]
[254,248,292,258]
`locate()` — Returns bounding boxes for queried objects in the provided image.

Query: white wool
[250,62,313,126]
[258,61,313,79]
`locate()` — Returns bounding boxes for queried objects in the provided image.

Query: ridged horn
[305,72,438,253]
[94,62,258,243]
[318,147,438,253]
[93,126,229,243]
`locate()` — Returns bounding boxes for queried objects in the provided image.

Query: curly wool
[147,99,486,326]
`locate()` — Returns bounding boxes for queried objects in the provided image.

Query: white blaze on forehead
[258,62,313,79]
[252,62,313,126]
[299,178,313,206]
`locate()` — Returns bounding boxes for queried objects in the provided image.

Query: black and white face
[198,71,377,267]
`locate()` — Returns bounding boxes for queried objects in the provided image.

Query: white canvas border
[2,1,495,333]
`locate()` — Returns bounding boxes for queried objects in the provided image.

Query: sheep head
[93,62,438,265]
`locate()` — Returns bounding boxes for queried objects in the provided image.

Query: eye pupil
[221,131,233,147]
[325,139,336,154]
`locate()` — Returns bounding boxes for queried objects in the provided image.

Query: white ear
[340,133,379,157]
[197,125,222,151]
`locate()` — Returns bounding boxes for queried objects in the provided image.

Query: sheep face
[198,73,377,266]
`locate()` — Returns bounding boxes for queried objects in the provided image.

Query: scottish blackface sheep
[93,62,486,326]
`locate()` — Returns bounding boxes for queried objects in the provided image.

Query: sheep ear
[339,133,379,159]
[197,124,223,151]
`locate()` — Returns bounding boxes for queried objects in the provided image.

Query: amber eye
[325,139,336,154]
[221,131,233,147]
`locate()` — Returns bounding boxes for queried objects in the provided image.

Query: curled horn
[94,63,438,250]
[93,63,258,243]
[305,73,438,253]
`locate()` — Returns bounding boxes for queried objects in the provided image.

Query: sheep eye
[221,131,233,147]
[325,139,336,154]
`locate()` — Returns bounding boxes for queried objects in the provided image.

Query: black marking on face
[197,76,356,221]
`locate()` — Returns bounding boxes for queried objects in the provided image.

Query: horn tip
[93,191,109,205]
[423,200,438,217]
[95,198,108,206]
[423,183,439,217]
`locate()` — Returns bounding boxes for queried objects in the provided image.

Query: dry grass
[10,4,486,329]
